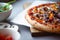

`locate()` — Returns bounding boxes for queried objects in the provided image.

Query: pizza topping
[50,4,58,11]
[56,12,60,19]
[52,11,57,15]
[33,13,43,19]
[32,6,38,13]
[49,12,54,20]
[31,16,36,20]
[43,21,45,23]
[43,7,48,11]
[38,8,44,13]
[40,17,43,20]
[33,13,39,16]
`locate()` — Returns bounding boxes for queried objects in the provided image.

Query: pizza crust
[25,14,60,34]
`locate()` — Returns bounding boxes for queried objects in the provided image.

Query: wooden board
[30,27,51,37]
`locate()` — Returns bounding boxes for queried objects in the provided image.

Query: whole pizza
[25,2,60,34]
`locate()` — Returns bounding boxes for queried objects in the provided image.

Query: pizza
[25,2,60,34]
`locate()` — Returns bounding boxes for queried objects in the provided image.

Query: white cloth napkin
[11,1,55,27]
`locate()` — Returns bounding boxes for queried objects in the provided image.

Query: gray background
[8,0,60,40]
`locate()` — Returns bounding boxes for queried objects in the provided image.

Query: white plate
[11,1,55,27]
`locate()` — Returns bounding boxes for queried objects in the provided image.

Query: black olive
[36,14,40,18]
[52,11,57,14]
[51,11,58,18]
[43,7,48,11]
[44,18,49,22]
[46,17,49,19]
[56,13,60,19]
[42,13,49,22]
[43,17,49,22]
